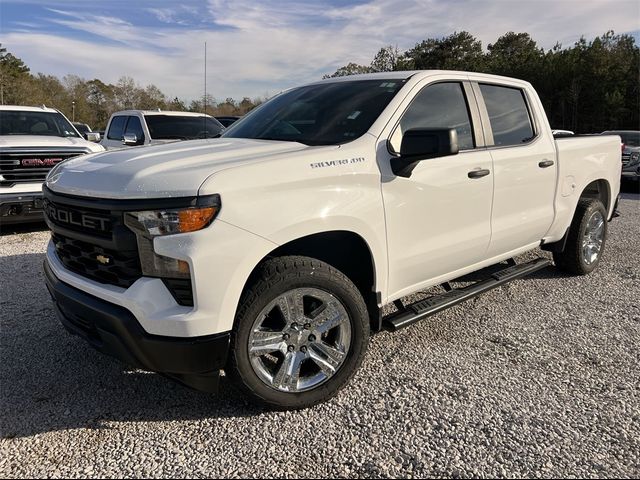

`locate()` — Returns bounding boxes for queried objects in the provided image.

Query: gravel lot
[1,188,639,478]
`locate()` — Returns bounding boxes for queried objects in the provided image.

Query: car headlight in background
[124,197,220,279]
[630,152,639,165]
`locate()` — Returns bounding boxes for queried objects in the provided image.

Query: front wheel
[228,256,370,409]
[553,198,608,275]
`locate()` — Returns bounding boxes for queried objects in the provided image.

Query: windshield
[222,79,406,146]
[0,111,80,137]
[145,115,224,140]
[603,131,640,146]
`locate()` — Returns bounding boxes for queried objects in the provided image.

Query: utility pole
[72,101,76,122]
[204,41,207,136]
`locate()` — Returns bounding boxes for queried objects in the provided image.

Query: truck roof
[0,105,60,113]
[110,110,214,117]
[317,70,532,86]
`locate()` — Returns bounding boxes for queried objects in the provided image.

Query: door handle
[539,160,555,168]
[468,169,491,179]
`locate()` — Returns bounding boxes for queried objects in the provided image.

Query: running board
[383,258,552,332]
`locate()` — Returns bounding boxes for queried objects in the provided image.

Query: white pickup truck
[100,110,224,150]
[43,71,621,409]
[0,105,104,225]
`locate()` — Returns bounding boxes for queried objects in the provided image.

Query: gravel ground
[1,189,639,478]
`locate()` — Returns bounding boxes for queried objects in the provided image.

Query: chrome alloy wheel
[583,210,605,265]
[248,288,352,393]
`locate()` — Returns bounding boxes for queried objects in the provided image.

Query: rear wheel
[553,198,607,275]
[228,256,369,409]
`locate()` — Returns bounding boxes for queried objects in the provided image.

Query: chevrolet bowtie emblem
[96,254,111,265]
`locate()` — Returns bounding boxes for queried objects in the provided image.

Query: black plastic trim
[44,260,229,393]
[43,185,220,211]
[384,258,552,331]
[0,193,44,224]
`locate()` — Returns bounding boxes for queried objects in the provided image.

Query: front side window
[145,115,223,140]
[389,82,475,153]
[223,79,406,146]
[107,116,127,140]
[480,84,535,146]
[0,111,79,137]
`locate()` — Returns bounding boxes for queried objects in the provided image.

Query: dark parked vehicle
[214,116,241,128]
[602,130,640,181]
[72,122,101,142]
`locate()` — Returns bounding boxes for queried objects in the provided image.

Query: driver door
[381,80,494,298]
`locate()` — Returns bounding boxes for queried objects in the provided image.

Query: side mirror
[86,132,101,143]
[122,134,141,146]
[391,128,459,177]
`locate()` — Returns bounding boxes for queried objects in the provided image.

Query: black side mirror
[391,128,459,177]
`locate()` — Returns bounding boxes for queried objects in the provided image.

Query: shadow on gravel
[0,220,48,236]
[0,253,266,439]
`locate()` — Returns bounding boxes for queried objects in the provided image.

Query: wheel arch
[239,230,382,331]
[579,178,611,213]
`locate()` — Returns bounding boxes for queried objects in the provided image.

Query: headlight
[124,197,220,278]
[124,205,219,237]
[630,152,640,165]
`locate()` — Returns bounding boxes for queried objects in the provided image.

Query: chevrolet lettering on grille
[44,201,110,232]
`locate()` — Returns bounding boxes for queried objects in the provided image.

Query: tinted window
[0,111,79,137]
[73,123,90,134]
[393,82,475,151]
[480,84,534,146]
[107,116,127,140]
[223,79,405,146]
[145,115,223,140]
[125,116,145,142]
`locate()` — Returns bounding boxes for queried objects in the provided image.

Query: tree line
[2,30,638,133]
[0,44,264,129]
[325,30,639,133]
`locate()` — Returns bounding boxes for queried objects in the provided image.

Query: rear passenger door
[474,83,557,257]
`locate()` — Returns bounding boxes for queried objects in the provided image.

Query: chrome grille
[0,149,89,187]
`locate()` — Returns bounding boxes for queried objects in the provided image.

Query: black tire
[227,255,370,409]
[553,198,607,275]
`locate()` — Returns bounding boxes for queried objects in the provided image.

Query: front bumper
[44,260,230,392]
[0,193,44,224]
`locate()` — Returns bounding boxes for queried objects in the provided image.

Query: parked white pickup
[100,110,224,150]
[44,71,621,408]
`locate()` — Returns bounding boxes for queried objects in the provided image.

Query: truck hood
[45,138,311,198]
[0,135,102,151]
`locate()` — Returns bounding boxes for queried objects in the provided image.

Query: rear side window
[107,116,127,140]
[391,82,475,152]
[125,116,145,142]
[480,84,534,146]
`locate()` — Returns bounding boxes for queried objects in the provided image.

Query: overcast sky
[1,0,639,101]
